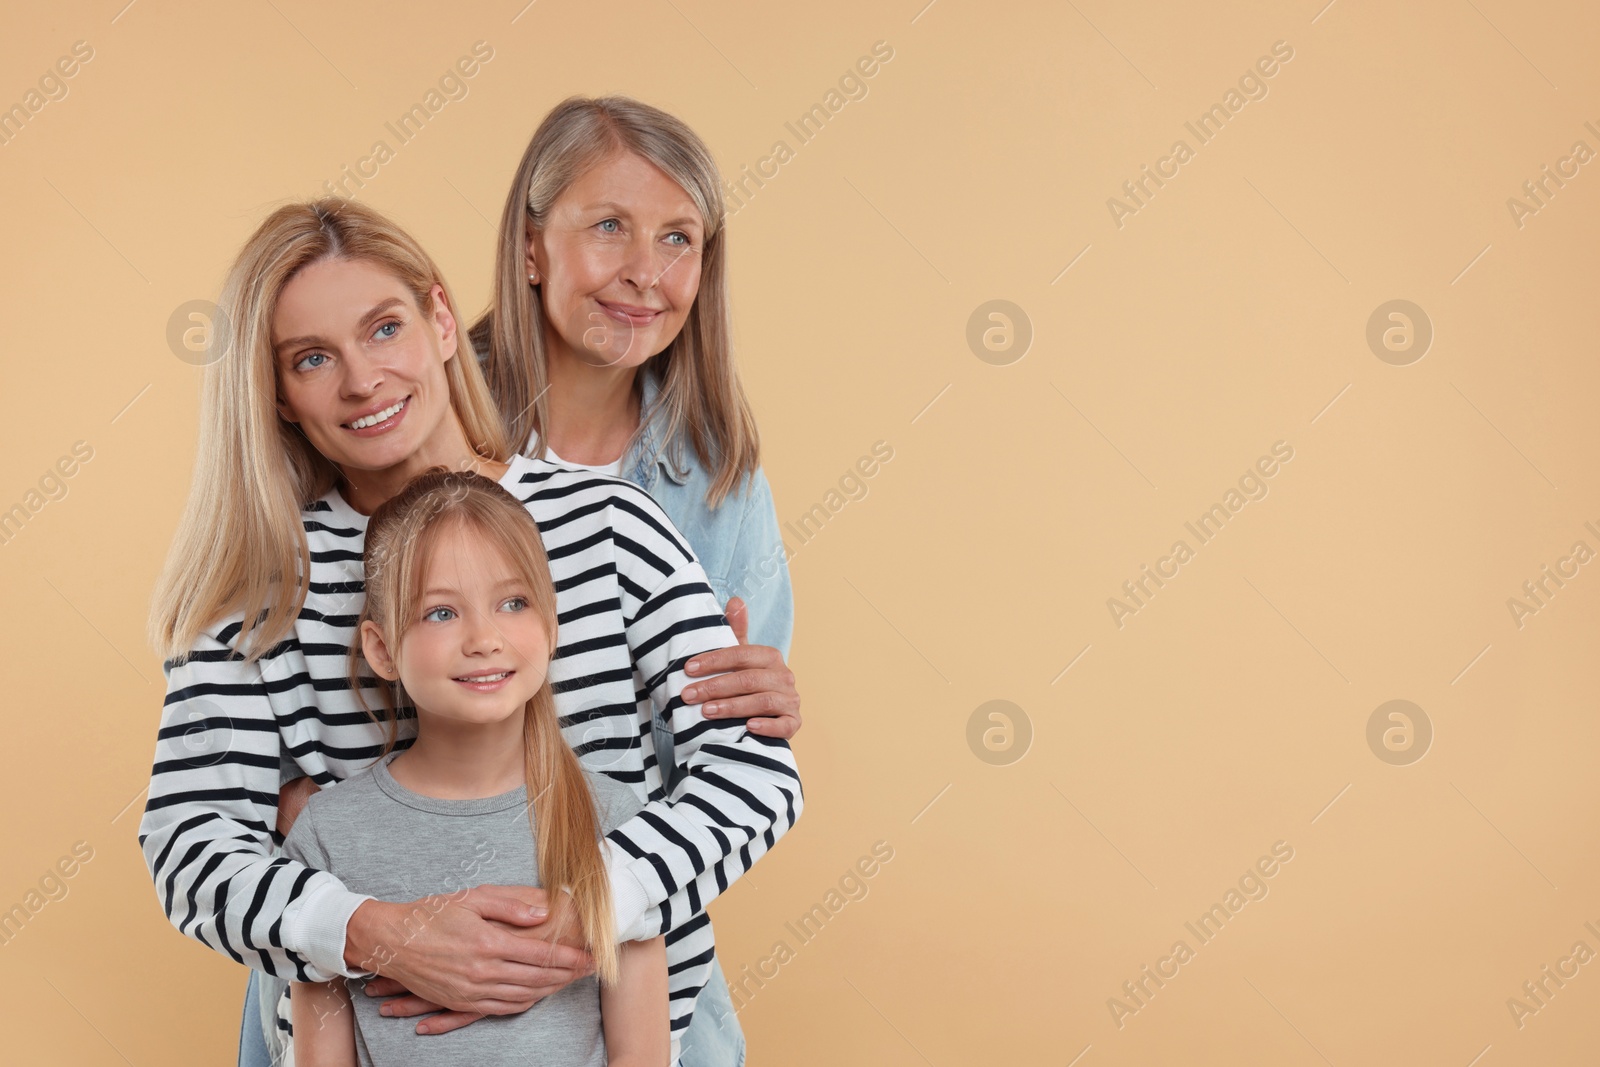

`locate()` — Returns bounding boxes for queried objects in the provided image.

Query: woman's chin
[572,343,644,370]
[326,445,418,481]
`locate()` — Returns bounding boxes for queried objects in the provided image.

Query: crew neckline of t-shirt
[539,439,625,476]
[313,454,535,528]
[370,749,531,816]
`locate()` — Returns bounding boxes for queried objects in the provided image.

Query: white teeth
[350,398,406,429]
[456,672,508,683]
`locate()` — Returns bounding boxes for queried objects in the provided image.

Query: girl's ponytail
[521,684,619,984]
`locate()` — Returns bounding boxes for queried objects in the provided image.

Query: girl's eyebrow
[273,297,407,355]
[422,578,527,597]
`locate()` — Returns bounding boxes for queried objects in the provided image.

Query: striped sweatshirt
[137,454,804,1041]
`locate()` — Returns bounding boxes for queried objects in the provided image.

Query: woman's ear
[360,620,398,680]
[427,283,458,363]
[524,216,541,285]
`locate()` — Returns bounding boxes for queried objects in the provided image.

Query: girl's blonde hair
[470,93,760,509]
[148,198,512,663]
[354,467,620,985]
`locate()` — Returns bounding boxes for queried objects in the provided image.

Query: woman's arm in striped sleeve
[137,620,373,981]
[602,490,805,941]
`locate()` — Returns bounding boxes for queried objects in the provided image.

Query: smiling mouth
[597,301,663,324]
[453,670,513,694]
[345,396,409,430]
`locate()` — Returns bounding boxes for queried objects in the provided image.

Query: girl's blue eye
[295,351,329,372]
[502,596,528,612]
[373,321,399,340]
[424,606,456,623]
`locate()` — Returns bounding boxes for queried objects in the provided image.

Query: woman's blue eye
[666,232,689,246]
[598,218,620,233]
[423,606,456,623]
[295,351,329,372]
[373,321,399,340]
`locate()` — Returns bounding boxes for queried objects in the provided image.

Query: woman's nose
[340,347,384,396]
[618,235,660,292]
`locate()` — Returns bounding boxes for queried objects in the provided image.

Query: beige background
[2,0,1597,1063]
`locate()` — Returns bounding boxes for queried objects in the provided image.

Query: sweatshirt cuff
[604,839,654,942]
[285,879,377,981]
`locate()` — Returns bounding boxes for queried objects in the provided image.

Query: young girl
[284,467,667,1067]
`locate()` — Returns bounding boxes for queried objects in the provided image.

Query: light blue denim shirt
[616,366,794,660]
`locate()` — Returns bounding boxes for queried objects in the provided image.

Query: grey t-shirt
[281,750,645,1067]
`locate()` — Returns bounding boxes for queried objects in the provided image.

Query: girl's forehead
[417,522,522,584]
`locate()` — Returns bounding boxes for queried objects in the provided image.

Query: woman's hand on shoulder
[680,596,802,739]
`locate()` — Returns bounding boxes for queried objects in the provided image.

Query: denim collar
[631,364,691,489]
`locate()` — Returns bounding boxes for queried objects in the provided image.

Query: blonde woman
[471,97,802,1064]
[288,467,667,1067]
[137,198,803,1067]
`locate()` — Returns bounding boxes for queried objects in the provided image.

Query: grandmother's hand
[680,596,802,739]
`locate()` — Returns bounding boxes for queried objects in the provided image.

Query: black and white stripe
[138,455,803,1043]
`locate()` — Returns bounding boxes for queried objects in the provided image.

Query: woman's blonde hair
[148,198,512,663]
[354,467,620,984]
[470,94,759,509]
